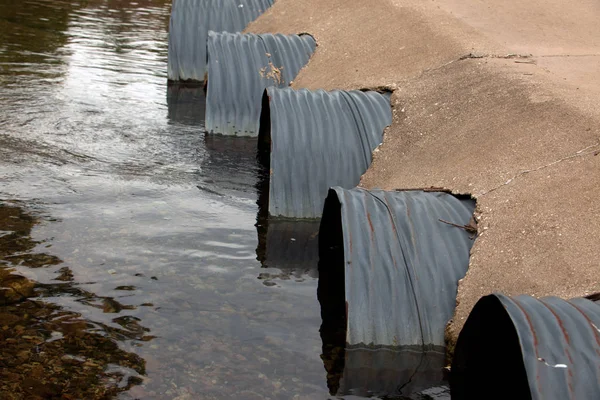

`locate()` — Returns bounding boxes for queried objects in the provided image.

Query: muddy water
[0,1,326,398]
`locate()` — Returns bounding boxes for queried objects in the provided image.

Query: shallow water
[1,1,327,398]
[0,1,449,399]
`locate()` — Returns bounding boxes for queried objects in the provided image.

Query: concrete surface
[247,0,600,347]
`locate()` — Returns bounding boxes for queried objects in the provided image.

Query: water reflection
[0,201,146,398]
[167,83,206,126]
[0,0,74,85]
[1,0,328,398]
[203,135,262,196]
[256,218,320,285]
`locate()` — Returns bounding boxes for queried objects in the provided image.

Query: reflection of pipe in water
[255,217,320,284]
[166,83,206,126]
[200,135,261,195]
[318,187,476,396]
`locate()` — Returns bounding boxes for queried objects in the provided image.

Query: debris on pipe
[205,32,316,136]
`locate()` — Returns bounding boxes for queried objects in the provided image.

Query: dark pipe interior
[257,89,272,167]
[255,90,272,265]
[318,189,347,395]
[253,172,269,267]
[585,292,600,303]
[451,295,531,400]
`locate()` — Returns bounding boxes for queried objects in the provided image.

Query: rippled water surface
[0,1,327,398]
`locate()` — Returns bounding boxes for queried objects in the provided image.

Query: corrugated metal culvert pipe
[451,294,600,400]
[205,32,316,136]
[167,0,274,82]
[258,88,392,219]
[318,187,476,397]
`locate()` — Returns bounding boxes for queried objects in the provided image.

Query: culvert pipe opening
[260,87,392,219]
[452,294,600,400]
[318,187,477,397]
[450,294,530,400]
[257,89,272,168]
[255,97,320,283]
[318,189,347,396]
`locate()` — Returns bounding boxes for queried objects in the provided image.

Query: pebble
[258,357,270,365]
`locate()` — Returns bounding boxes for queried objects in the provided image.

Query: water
[0,1,450,398]
[0,1,326,398]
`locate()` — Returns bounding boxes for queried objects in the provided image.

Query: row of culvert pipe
[168,1,600,398]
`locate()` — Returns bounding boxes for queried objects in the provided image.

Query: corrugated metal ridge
[452,293,600,400]
[322,187,476,348]
[167,0,274,81]
[261,87,392,218]
[205,32,316,136]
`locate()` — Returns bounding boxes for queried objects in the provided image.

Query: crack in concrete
[539,54,600,58]
[421,52,533,76]
[480,141,600,196]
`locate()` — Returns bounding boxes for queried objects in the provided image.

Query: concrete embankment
[246,0,600,346]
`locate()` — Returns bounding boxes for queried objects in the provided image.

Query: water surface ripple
[0,1,326,398]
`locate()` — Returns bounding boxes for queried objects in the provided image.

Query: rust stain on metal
[541,299,571,344]
[511,298,544,393]
[513,299,541,351]
[366,212,374,233]
[568,301,600,347]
